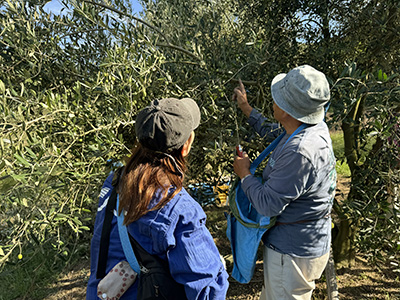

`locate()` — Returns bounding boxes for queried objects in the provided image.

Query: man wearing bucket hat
[87,98,229,299]
[232,65,337,300]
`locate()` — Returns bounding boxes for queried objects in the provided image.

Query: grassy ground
[330,131,351,177]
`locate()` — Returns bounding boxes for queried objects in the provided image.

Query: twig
[81,0,169,44]
[156,42,202,61]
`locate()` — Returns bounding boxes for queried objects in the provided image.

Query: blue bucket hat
[271,65,330,124]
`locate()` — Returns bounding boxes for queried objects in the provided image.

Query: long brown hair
[118,142,187,225]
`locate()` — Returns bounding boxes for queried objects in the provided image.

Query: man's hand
[233,152,251,179]
[232,79,253,118]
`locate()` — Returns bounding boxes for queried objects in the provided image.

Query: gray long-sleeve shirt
[241,109,337,258]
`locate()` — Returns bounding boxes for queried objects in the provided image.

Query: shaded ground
[41,176,400,300]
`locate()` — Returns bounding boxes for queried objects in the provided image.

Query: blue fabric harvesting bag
[226,133,284,284]
[226,182,274,284]
[226,124,309,283]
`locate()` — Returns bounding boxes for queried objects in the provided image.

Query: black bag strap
[129,234,188,300]
[96,167,124,279]
[128,234,170,272]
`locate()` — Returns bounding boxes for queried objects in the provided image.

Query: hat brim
[180,98,201,130]
[271,72,291,114]
[271,73,324,124]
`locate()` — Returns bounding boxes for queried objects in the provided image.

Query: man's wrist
[240,173,252,184]
[239,104,253,118]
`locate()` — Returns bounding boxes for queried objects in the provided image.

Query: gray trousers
[259,246,329,300]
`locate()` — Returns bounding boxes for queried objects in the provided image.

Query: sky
[43,0,143,15]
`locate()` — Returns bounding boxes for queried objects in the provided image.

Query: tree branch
[81,0,202,62]
[81,0,169,44]
[156,43,202,61]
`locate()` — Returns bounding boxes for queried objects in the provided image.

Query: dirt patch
[335,256,400,300]
[43,262,90,300]
[334,175,350,203]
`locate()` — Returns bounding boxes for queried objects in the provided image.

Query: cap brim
[180,98,200,130]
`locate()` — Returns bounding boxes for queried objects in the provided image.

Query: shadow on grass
[0,244,89,300]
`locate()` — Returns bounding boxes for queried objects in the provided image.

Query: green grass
[0,251,54,299]
[331,131,351,177]
[331,131,345,160]
[0,244,86,300]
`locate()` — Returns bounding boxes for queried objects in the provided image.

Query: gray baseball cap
[135,98,200,152]
[271,65,330,124]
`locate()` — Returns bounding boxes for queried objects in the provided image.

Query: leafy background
[0,0,399,298]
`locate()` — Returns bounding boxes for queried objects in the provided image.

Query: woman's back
[87,98,229,300]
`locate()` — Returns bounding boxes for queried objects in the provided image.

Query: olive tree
[0,0,167,271]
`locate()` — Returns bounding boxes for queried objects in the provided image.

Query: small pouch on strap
[97,261,137,300]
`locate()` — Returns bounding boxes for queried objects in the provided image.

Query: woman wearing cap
[87,98,229,299]
[232,65,337,300]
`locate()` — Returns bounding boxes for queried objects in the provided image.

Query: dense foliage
[0,0,399,289]
[330,63,400,268]
[0,0,167,269]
